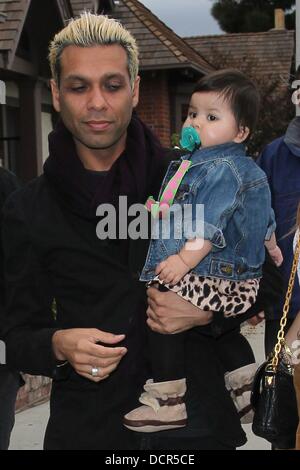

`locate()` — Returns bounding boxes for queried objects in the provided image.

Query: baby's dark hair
[193,69,260,138]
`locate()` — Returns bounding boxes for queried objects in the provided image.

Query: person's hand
[52,329,127,382]
[268,245,283,267]
[155,255,189,285]
[247,311,265,326]
[146,285,212,334]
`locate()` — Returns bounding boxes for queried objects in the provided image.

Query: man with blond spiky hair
[0,13,249,450]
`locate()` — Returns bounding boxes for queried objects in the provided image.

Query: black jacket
[0,162,247,449]
[0,167,19,337]
[0,168,19,209]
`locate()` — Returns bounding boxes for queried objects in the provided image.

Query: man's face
[51,44,140,159]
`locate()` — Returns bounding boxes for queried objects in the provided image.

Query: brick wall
[137,70,171,147]
[16,375,51,412]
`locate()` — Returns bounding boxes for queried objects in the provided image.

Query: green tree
[211,0,295,33]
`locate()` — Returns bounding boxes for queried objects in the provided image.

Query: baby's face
[183,91,248,148]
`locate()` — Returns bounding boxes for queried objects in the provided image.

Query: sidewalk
[9,322,270,450]
[9,401,49,450]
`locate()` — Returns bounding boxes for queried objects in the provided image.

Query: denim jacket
[141,142,275,282]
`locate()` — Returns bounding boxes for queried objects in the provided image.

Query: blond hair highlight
[48,12,139,88]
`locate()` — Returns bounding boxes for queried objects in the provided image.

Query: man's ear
[50,79,60,113]
[132,76,140,108]
[234,126,250,143]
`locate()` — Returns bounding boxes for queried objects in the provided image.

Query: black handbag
[251,356,298,448]
[251,233,300,449]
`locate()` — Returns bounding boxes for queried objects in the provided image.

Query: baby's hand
[268,245,283,267]
[155,254,190,285]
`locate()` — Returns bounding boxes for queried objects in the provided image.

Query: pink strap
[145,160,192,217]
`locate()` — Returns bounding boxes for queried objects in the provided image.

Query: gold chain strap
[271,231,300,369]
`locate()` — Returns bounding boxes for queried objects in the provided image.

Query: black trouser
[216,326,255,372]
[148,284,186,381]
[0,366,21,450]
[149,326,255,383]
[149,328,186,381]
[149,282,255,383]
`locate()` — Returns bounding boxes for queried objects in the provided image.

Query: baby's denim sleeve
[184,162,240,248]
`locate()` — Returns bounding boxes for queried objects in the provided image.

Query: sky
[139,0,222,37]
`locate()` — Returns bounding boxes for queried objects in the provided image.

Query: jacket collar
[284,117,300,158]
[182,142,247,164]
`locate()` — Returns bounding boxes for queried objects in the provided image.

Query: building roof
[56,0,73,22]
[70,0,213,74]
[185,30,295,84]
[70,0,94,17]
[0,0,72,69]
[0,0,30,67]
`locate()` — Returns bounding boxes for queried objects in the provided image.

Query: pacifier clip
[145,159,192,218]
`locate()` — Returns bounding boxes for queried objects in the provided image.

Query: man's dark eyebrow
[103,73,126,81]
[63,73,126,83]
[64,75,88,82]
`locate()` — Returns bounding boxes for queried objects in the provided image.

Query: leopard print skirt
[153,274,260,317]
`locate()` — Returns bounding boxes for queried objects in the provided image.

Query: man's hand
[155,254,189,285]
[52,329,127,382]
[247,311,265,326]
[146,285,212,334]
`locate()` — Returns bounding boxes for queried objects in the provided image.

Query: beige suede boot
[294,363,300,450]
[224,362,258,424]
[123,378,187,432]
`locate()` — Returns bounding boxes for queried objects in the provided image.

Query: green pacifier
[179,127,201,152]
